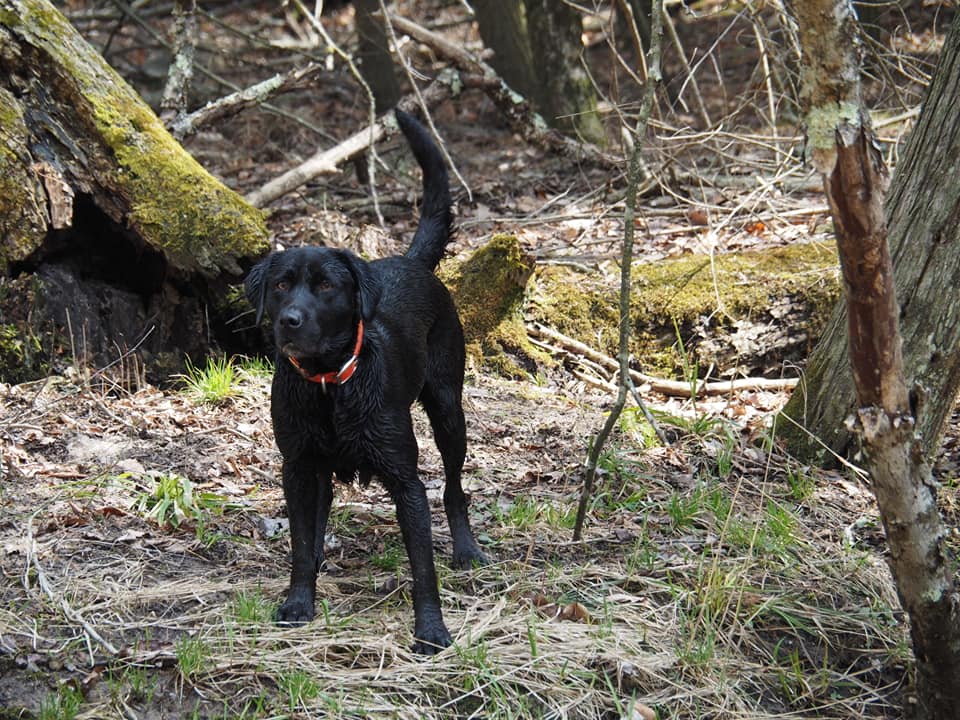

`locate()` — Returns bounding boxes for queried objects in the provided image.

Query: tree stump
[0,0,269,383]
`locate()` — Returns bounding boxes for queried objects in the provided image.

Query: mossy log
[442,234,545,376]
[529,242,840,381]
[444,237,839,383]
[0,0,269,382]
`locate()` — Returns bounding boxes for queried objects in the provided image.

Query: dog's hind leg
[374,419,453,655]
[421,383,488,570]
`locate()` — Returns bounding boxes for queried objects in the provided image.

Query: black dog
[245,110,486,654]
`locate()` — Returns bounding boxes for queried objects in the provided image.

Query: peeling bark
[788,3,960,717]
[828,125,907,414]
[782,13,960,461]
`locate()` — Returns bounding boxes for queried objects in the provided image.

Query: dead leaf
[115,529,148,543]
[558,601,591,623]
[624,703,656,720]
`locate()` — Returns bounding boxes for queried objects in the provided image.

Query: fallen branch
[245,74,456,208]
[529,323,799,398]
[159,0,197,127]
[171,62,326,140]
[385,13,621,168]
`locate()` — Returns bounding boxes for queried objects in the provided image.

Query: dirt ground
[1,363,924,719]
[2,1,959,719]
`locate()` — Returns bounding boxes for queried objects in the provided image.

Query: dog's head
[245,247,380,369]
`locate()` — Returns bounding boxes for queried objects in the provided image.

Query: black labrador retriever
[245,110,486,654]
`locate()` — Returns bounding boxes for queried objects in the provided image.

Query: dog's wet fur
[245,110,486,654]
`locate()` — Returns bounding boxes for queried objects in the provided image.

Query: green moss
[0,323,44,379]
[529,242,841,378]
[0,87,47,272]
[0,274,50,382]
[629,242,837,321]
[3,0,269,277]
[92,99,268,275]
[442,234,546,376]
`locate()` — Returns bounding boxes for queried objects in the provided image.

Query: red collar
[288,320,364,390]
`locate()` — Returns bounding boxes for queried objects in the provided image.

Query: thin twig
[293,0,385,226]
[378,2,473,201]
[614,0,648,80]
[573,0,664,542]
[749,8,778,138]
[661,6,711,129]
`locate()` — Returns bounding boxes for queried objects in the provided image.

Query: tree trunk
[781,12,960,465]
[789,3,960,717]
[473,0,538,103]
[522,0,606,145]
[0,0,269,383]
[355,0,400,111]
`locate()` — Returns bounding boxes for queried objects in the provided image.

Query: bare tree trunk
[473,0,538,103]
[523,0,605,145]
[789,3,960,717]
[781,13,960,465]
[355,0,399,111]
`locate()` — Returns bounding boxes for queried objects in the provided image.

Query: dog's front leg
[314,471,333,571]
[277,456,324,624]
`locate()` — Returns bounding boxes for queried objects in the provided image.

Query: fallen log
[0,0,269,383]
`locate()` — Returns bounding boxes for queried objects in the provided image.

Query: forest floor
[2,2,959,719]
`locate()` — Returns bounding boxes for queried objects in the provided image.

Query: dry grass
[0,371,911,719]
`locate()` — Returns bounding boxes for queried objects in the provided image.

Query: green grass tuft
[178,355,240,404]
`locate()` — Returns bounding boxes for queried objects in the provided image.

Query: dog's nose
[279,308,303,328]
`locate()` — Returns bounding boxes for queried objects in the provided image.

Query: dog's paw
[276,592,315,626]
[452,545,488,570]
[412,621,453,656]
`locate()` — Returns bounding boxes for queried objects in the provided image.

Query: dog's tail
[396,109,453,271]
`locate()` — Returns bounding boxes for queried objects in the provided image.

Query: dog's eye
[315,280,332,292]
[275,280,289,292]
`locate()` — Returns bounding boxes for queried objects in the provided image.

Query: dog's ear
[244,255,273,325]
[339,252,380,322]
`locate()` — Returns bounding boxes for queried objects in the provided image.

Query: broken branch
[385,13,621,168]
[529,323,799,398]
[171,62,326,140]
[245,75,455,208]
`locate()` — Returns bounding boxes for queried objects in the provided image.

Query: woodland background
[1,1,958,719]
